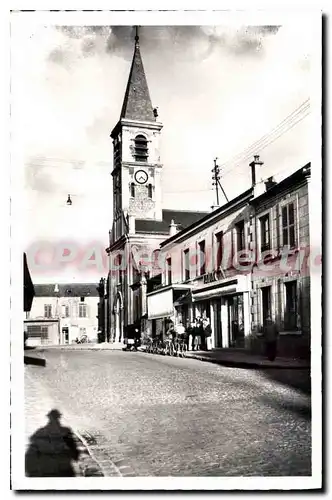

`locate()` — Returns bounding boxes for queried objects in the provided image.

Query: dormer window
[130,183,136,197]
[134,135,148,162]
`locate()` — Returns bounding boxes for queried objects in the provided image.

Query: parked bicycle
[164,337,175,356]
[174,336,188,357]
[75,334,88,344]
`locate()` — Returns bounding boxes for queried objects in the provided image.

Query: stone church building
[106,31,206,342]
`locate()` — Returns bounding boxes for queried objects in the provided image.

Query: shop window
[44,304,52,318]
[183,249,190,281]
[215,231,223,268]
[260,214,270,253]
[134,135,148,162]
[27,325,48,339]
[198,240,206,275]
[284,281,298,330]
[281,202,296,248]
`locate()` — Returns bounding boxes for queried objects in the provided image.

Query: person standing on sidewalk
[193,317,202,351]
[263,316,279,361]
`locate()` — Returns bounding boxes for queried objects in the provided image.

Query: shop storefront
[147,285,192,337]
[191,275,250,349]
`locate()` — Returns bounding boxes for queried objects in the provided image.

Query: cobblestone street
[24,349,311,477]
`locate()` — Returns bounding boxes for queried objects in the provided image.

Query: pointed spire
[120,27,156,122]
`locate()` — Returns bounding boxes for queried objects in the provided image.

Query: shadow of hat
[47,409,62,420]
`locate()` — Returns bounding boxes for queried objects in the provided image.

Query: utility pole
[211,158,229,206]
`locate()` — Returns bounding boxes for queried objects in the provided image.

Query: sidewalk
[138,346,309,369]
[31,342,125,351]
[185,349,310,369]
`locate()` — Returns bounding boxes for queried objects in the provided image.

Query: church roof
[120,35,156,122]
[135,209,208,235]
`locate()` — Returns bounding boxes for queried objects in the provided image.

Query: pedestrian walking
[264,316,279,361]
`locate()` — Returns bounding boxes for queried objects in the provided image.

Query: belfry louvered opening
[134,134,148,162]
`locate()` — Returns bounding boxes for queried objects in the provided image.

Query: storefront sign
[203,269,226,285]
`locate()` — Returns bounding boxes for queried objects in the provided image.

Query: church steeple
[120,27,156,122]
[110,26,163,240]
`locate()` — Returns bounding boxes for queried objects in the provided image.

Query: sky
[11,20,314,283]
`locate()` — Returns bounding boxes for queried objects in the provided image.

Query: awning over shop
[174,291,192,307]
[192,285,237,302]
[147,288,174,320]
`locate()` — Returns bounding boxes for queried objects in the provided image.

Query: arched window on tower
[134,135,148,162]
[130,183,135,198]
[147,183,153,199]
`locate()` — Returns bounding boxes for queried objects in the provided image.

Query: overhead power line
[220,99,309,170]
[222,106,310,177]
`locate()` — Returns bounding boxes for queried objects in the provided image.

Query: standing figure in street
[193,318,202,351]
[202,317,212,350]
[264,316,279,361]
[185,320,193,350]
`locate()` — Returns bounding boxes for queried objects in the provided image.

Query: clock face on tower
[134,169,148,185]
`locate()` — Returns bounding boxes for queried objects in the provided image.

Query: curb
[185,354,310,370]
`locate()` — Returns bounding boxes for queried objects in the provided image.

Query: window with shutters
[44,304,52,318]
[281,202,296,248]
[62,304,70,318]
[215,231,223,269]
[235,221,245,252]
[166,257,172,285]
[198,240,206,276]
[260,214,271,253]
[183,249,190,281]
[79,303,87,318]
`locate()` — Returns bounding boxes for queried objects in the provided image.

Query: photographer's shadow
[25,409,80,477]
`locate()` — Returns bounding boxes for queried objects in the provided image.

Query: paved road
[25,349,311,477]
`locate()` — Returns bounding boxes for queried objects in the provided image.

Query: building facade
[249,164,311,359]
[25,283,99,346]
[147,187,254,349]
[146,159,311,359]
[106,31,206,342]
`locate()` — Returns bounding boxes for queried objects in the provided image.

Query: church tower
[110,28,163,241]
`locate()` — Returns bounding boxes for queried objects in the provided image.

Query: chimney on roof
[250,155,266,198]
[249,155,264,187]
[169,219,178,237]
[264,176,277,191]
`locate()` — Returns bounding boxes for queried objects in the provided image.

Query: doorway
[227,295,244,348]
[62,327,69,344]
[261,286,272,326]
[214,300,222,348]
